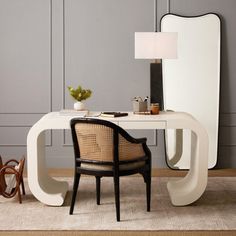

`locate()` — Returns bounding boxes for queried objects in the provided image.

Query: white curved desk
[27,111,208,206]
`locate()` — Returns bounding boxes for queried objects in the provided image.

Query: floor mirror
[161,13,221,169]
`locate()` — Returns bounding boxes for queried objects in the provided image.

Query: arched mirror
[161,13,221,169]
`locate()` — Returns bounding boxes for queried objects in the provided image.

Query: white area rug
[0,177,236,230]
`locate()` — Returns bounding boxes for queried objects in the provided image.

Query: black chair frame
[69,118,152,221]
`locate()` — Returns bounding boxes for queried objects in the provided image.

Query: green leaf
[67,85,92,101]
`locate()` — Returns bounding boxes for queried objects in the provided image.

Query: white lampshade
[135,32,178,59]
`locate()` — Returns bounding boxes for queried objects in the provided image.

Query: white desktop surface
[27,111,208,206]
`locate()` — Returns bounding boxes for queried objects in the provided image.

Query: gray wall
[0,0,235,168]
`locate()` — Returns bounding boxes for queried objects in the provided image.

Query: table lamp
[134,0,177,110]
[135,32,177,60]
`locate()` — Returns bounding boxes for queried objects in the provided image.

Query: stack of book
[100,112,128,118]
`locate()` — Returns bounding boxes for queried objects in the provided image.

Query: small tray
[133,111,151,115]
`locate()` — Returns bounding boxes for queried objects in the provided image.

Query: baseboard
[23,168,236,177]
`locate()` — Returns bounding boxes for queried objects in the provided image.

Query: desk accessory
[150,103,160,114]
[133,96,148,113]
[133,111,151,115]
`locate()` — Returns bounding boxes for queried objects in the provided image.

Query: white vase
[74,101,85,110]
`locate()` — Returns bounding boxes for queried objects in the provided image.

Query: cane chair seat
[81,161,145,171]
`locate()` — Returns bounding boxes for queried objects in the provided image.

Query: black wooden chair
[69,118,152,221]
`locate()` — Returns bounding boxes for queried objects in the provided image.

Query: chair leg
[113,174,120,222]
[146,170,151,212]
[18,188,22,204]
[141,172,147,183]
[69,173,80,215]
[21,176,25,195]
[96,176,101,205]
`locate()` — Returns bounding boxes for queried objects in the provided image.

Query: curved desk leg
[167,124,209,206]
[166,129,183,167]
[27,130,69,206]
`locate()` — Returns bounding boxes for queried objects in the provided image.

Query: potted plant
[68,85,92,110]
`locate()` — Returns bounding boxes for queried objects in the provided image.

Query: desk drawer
[118,121,166,130]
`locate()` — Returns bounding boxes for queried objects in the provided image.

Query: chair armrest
[126,136,147,144]
[135,137,147,144]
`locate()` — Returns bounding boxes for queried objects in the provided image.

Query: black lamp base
[150,63,163,110]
